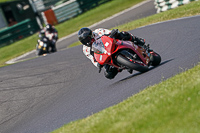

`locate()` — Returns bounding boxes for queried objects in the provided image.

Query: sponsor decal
[100,55,102,61]
[104,50,111,55]
[105,42,109,47]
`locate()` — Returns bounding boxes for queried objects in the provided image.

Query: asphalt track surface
[1,5,200,133]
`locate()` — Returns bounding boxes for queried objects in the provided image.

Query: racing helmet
[78,27,94,47]
[46,24,53,32]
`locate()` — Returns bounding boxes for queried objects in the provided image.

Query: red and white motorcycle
[92,35,161,74]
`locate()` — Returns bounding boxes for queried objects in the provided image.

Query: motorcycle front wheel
[36,48,43,56]
[116,53,149,73]
[151,52,161,66]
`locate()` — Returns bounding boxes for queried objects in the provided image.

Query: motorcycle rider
[39,24,58,52]
[78,27,145,79]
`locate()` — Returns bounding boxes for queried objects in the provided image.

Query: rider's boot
[127,68,133,74]
[118,31,146,47]
[131,36,145,46]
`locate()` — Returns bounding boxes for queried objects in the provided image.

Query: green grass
[52,64,200,133]
[0,0,144,67]
[0,34,38,66]
[0,0,14,3]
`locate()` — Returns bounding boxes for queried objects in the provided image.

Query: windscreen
[92,38,105,54]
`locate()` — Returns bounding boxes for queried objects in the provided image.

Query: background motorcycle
[36,36,50,56]
[92,35,161,75]
[45,31,58,52]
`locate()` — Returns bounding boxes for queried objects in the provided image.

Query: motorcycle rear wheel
[116,54,149,73]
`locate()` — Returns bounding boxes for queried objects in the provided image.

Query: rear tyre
[151,52,161,66]
[116,53,149,73]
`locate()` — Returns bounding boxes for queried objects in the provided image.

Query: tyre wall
[154,0,198,13]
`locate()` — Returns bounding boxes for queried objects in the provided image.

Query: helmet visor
[81,36,93,46]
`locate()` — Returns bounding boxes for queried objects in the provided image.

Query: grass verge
[52,63,200,133]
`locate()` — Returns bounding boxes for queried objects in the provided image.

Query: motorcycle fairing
[93,36,113,65]
[92,36,150,67]
[118,40,150,65]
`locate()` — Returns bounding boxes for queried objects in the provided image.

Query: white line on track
[6,50,36,64]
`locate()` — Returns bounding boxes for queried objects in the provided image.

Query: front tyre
[116,53,149,73]
[36,47,43,56]
[151,52,161,66]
